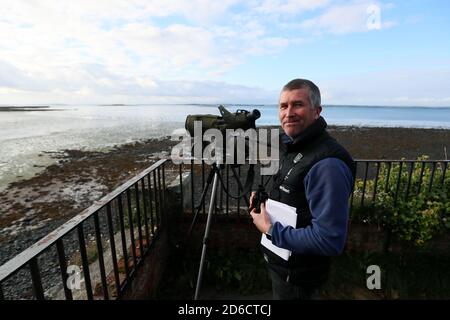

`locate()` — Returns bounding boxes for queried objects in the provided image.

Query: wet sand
[0,137,178,264]
[328,126,449,160]
[0,126,448,264]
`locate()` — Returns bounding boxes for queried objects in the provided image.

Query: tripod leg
[187,166,216,238]
[194,170,220,300]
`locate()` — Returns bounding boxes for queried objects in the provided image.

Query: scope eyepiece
[247,109,261,121]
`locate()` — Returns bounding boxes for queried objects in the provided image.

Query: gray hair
[282,78,321,109]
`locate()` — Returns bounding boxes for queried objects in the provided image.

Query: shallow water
[0,105,195,190]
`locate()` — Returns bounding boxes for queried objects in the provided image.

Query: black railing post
[126,189,138,268]
[157,167,163,226]
[77,224,93,300]
[405,162,414,201]
[190,160,195,215]
[29,258,45,300]
[147,174,155,235]
[202,161,206,214]
[56,239,73,300]
[140,179,150,246]
[153,170,160,229]
[393,161,403,207]
[226,164,229,216]
[417,161,426,195]
[372,161,381,207]
[134,182,144,258]
[441,161,448,186]
[237,166,241,216]
[117,194,130,278]
[179,164,184,214]
[94,212,109,300]
[106,203,121,298]
[162,162,166,215]
[360,161,369,208]
[385,162,392,193]
[218,167,223,212]
[428,162,437,193]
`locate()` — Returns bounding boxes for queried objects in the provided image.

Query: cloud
[0,0,406,105]
[0,1,301,98]
[0,76,278,105]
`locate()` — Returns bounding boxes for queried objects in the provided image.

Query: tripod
[190,162,250,300]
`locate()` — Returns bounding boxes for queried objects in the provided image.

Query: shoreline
[0,125,449,265]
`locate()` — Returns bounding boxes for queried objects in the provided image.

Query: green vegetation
[352,156,449,246]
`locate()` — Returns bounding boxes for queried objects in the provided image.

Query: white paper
[260,199,297,261]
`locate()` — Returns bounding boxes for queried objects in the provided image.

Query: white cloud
[0,0,301,100]
[0,0,405,104]
[0,78,278,105]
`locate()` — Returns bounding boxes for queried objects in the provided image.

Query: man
[250,79,356,300]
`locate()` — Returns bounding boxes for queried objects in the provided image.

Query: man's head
[279,79,322,138]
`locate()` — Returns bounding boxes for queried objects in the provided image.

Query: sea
[0,104,449,191]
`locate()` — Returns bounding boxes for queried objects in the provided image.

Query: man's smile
[283,119,300,125]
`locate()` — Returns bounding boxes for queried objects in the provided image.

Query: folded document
[261,199,297,261]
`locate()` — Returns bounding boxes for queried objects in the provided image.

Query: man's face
[279,88,322,138]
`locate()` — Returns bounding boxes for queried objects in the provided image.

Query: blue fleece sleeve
[271,158,354,256]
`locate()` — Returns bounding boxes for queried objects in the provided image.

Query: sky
[0,0,449,106]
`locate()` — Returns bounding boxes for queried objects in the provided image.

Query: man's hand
[250,202,272,234]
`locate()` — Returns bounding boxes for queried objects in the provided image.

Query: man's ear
[315,106,322,119]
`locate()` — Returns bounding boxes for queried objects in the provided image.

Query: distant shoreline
[0,106,52,112]
[3,104,450,108]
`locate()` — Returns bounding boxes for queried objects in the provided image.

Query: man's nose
[286,105,295,116]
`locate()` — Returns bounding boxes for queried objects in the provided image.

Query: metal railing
[349,159,448,212]
[175,159,449,243]
[176,159,448,212]
[1,157,448,299]
[0,159,167,300]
